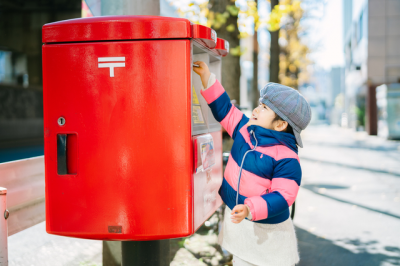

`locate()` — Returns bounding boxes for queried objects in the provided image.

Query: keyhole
[58,117,65,126]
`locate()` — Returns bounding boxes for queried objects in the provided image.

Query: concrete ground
[294,125,400,266]
[8,124,400,265]
[8,222,102,266]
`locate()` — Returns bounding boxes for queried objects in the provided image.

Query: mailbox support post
[121,240,170,266]
[98,1,166,265]
[100,0,160,16]
[0,188,8,266]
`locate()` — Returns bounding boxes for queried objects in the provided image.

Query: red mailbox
[42,16,229,241]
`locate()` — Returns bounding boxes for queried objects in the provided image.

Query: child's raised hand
[193,61,211,88]
[231,204,249,224]
[193,61,209,76]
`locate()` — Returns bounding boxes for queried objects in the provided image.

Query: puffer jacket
[201,79,301,224]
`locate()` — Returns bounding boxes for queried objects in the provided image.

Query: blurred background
[1,0,400,265]
[1,0,400,162]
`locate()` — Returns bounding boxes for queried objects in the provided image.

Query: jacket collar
[247,125,298,154]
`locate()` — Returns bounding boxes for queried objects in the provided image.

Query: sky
[305,0,345,70]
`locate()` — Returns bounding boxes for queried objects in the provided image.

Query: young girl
[193,61,311,266]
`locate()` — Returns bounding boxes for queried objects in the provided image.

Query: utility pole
[98,3,166,266]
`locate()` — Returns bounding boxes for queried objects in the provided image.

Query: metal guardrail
[0,187,8,265]
[0,156,45,236]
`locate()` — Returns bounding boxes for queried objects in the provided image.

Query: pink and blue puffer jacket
[201,80,301,224]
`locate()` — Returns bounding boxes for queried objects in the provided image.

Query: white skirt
[219,207,299,266]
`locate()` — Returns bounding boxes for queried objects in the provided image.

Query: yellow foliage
[227,5,240,16]
[264,0,304,33]
[291,0,301,11]
[169,0,261,56]
[199,2,208,9]
[239,31,250,39]
[209,10,215,20]
[230,45,247,56]
[272,0,310,88]
[201,8,209,17]
[213,21,222,30]
[216,12,228,24]
[170,0,311,77]
[226,24,236,32]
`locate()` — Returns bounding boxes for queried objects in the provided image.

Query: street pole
[0,188,8,266]
[366,83,378,135]
[121,240,170,266]
[96,1,169,265]
[100,0,160,16]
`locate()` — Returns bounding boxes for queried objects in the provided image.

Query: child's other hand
[193,61,211,88]
[231,204,249,224]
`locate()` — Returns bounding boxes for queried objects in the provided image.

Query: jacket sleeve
[200,76,249,140]
[244,158,301,221]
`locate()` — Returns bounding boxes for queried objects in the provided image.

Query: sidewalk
[299,124,400,176]
[295,124,400,265]
[173,125,400,266]
[8,210,228,266]
[9,124,400,266]
[8,222,102,266]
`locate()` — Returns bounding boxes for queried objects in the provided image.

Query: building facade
[343,0,400,133]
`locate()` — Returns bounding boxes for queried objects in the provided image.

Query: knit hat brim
[293,128,303,148]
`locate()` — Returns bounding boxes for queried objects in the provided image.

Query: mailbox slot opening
[191,42,222,136]
[57,133,78,175]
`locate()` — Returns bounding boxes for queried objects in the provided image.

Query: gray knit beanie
[259,82,312,148]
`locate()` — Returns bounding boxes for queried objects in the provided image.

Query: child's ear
[274,120,288,132]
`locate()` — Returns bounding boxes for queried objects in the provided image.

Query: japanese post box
[42,16,229,240]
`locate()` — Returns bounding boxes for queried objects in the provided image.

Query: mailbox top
[42,15,216,49]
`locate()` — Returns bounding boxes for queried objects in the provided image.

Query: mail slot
[42,16,229,240]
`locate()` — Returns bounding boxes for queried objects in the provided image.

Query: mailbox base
[121,240,170,266]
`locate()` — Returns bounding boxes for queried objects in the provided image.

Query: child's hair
[273,114,294,135]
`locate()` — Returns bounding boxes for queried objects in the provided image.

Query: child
[193,61,311,266]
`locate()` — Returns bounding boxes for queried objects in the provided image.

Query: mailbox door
[191,42,223,231]
[43,39,193,240]
[192,131,223,230]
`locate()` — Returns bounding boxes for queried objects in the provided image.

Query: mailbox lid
[192,24,217,49]
[42,16,192,44]
[215,38,229,57]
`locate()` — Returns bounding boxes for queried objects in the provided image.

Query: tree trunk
[251,29,259,109]
[269,0,280,83]
[210,0,241,104]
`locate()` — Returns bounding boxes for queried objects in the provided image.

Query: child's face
[247,103,287,132]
